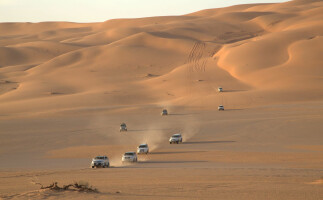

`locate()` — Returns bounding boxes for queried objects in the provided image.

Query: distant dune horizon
[0,0,322,117]
[0,0,289,23]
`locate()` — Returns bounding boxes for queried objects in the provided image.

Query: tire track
[185,41,226,107]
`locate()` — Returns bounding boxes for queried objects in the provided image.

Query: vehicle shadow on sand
[182,140,236,144]
[112,160,207,168]
[168,113,198,116]
[127,128,168,132]
[150,151,206,155]
[138,160,207,164]
[222,89,247,93]
[223,109,244,111]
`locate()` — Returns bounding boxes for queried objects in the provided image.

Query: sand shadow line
[168,113,198,116]
[182,140,236,144]
[126,128,168,132]
[222,89,247,93]
[138,160,207,164]
[150,151,206,155]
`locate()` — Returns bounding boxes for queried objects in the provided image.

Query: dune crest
[0,0,322,116]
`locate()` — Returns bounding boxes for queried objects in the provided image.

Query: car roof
[139,143,148,146]
[173,134,181,136]
[94,155,107,158]
[125,151,136,154]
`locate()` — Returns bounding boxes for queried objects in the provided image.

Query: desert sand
[0,0,322,199]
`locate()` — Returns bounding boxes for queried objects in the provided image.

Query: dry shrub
[33,181,98,193]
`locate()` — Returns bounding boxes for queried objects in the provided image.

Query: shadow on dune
[183,140,235,144]
[150,151,206,155]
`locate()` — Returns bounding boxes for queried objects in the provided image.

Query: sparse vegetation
[34,181,98,193]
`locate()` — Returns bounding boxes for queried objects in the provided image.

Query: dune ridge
[0,0,322,116]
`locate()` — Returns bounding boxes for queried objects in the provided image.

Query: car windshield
[125,152,134,156]
[139,145,147,148]
[95,156,105,159]
[172,135,181,137]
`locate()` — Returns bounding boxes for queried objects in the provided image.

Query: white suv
[218,105,224,111]
[91,156,110,168]
[169,134,183,144]
[122,152,138,162]
[137,144,149,154]
[218,87,223,92]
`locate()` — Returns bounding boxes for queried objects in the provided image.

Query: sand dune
[0,0,322,199]
[0,41,80,67]
[0,0,321,116]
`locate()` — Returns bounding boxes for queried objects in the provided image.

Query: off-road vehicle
[122,152,138,162]
[218,105,224,111]
[161,109,168,116]
[91,156,109,168]
[169,133,183,144]
[120,123,127,132]
[137,144,149,154]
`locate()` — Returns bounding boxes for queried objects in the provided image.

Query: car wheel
[170,142,172,144]
[176,141,179,144]
[91,166,94,168]
[103,165,106,168]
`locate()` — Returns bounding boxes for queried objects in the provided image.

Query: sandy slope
[0,0,321,116]
[0,0,322,199]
